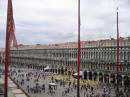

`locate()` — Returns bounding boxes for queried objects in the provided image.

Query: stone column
[97,72,99,82]
[103,73,104,83]
[108,74,111,84]
[122,75,125,87]
[92,72,94,81]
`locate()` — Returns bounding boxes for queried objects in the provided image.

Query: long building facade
[0,38,130,88]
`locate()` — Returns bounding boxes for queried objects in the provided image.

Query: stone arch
[50,68,53,72]
[40,66,42,70]
[43,65,45,70]
[84,71,87,80]
[99,73,103,82]
[110,74,115,83]
[118,75,123,86]
[124,76,129,88]
[58,69,60,74]
[64,68,67,75]
[61,67,64,75]
[55,69,57,73]
[104,74,109,83]
[93,72,98,81]
[52,69,55,73]
[88,72,92,80]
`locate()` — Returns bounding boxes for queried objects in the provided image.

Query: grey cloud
[0,0,130,48]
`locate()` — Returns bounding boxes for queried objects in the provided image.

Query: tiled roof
[12,37,130,49]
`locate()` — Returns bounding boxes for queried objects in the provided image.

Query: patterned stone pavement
[9,67,117,97]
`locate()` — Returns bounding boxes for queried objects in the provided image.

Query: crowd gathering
[0,66,129,97]
[9,67,116,97]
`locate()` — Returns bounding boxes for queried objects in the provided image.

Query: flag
[7,0,18,48]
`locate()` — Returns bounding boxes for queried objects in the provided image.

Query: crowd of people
[0,65,129,97]
[9,67,116,97]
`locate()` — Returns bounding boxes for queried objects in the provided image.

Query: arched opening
[84,71,87,80]
[124,76,129,88]
[61,68,64,75]
[93,72,98,81]
[104,74,109,83]
[40,66,42,70]
[55,69,57,73]
[58,69,60,74]
[42,65,44,70]
[99,73,103,82]
[52,69,55,73]
[68,71,71,76]
[50,68,53,72]
[64,68,67,75]
[88,72,92,80]
[118,75,122,86]
[110,74,115,83]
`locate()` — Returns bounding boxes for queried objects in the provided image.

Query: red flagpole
[77,0,80,97]
[4,0,12,97]
[116,7,119,96]
[116,7,119,76]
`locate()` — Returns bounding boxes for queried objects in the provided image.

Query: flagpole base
[4,90,8,97]
[77,79,80,97]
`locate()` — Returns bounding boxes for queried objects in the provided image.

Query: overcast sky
[0,0,130,48]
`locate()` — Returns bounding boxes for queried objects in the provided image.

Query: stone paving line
[10,68,116,97]
[0,75,29,97]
